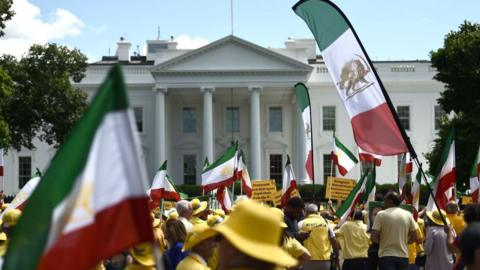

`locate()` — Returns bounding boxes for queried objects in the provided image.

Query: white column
[296,105,308,183]
[153,86,167,167]
[249,87,262,180]
[201,87,215,163]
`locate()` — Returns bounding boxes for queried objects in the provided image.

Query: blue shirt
[163,242,189,270]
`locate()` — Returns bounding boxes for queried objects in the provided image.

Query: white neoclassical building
[0,35,445,194]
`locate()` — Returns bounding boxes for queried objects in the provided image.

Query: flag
[203,157,210,171]
[295,83,314,181]
[358,148,382,166]
[149,161,180,208]
[293,0,408,155]
[2,65,153,270]
[236,150,252,198]
[427,131,456,211]
[0,147,4,176]
[331,136,358,176]
[398,152,413,201]
[281,155,297,207]
[470,146,480,203]
[216,186,232,212]
[202,143,238,193]
[409,169,422,221]
[0,176,40,215]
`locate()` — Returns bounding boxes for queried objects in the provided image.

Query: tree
[426,21,480,191]
[0,43,88,150]
[0,0,14,37]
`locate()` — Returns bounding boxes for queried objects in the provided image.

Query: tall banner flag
[398,152,413,201]
[331,136,358,176]
[470,146,480,203]
[149,161,181,209]
[427,131,456,210]
[202,143,238,193]
[281,155,297,207]
[2,66,154,270]
[236,150,252,198]
[293,0,409,155]
[0,147,4,176]
[295,83,314,181]
[409,169,422,221]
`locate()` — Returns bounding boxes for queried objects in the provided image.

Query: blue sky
[1,0,479,62]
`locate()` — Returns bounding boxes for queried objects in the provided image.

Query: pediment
[151,35,312,74]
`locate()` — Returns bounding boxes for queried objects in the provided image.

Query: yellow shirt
[335,220,369,259]
[447,213,465,235]
[125,265,155,270]
[176,253,211,270]
[207,246,219,270]
[408,224,424,264]
[299,214,332,260]
[283,236,308,258]
[372,207,416,258]
[191,216,207,225]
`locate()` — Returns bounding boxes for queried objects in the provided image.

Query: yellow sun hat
[129,242,155,266]
[0,204,9,211]
[213,209,226,218]
[191,198,208,216]
[0,232,6,241]
[210,200,297,267]
[207,214,224,227]
[183,223,218,251]
[427,208,450,226]
[270,207,288,228]
[2,209,21,227]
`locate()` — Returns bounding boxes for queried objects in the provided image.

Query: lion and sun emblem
[337,54,374,98]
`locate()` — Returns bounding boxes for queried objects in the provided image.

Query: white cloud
[174,35,209,49]
[0,0,83,58]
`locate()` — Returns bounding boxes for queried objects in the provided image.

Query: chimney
[116,37,131,61]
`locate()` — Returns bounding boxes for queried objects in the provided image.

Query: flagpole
[329,132,335,202]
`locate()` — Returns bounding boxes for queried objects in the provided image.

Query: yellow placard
[462,196,473,205]
[252,180,277,203]
[325,177,357,201]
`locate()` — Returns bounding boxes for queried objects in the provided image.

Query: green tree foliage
[426,21,480,191]
[0,43,88,150]
[0,67,13,147]
[0,0,14,37]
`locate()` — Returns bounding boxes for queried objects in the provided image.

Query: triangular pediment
[151,35,312,74]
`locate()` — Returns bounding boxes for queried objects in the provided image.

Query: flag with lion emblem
[293,0,408,155]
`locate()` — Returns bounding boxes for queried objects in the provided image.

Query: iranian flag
[470,146,480,203]
[398,152,413,201]
[2,66,153,270]
[295,83,314,181]
[202,143,238,193]
[0,147,4,176]
[149,161,180,209]
[0,176,40,216]
[409,169,422,221]
[203,157,210,171]
[216,186,233,212]
[331,136,358,176]
[236,150,252,198]
[359,148,382,166]
[427,131,456,211]
[294,0,408,155]
[281,155,297,207]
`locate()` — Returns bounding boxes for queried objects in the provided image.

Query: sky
[0,0,479,62]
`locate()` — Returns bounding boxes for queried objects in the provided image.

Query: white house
[0,35,445,194]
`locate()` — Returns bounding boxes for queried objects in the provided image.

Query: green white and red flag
[216,186,233,212]
[409,169,422,221]
[0,176,40,214]
[236,150,252,198]
[2,66,154,270]
[149,161,180,208]
[331,136,358,176]
[281,155,297,207]
[427,131,456,211]
[0,147,4,177]
[358,148,382,166]
[202,143,238,193]
[203,157,210,171]
[398,152,413,201]
[295,83,314,181]
[293,0,408,156]
[470,146,480,203]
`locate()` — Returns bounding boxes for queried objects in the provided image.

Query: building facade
[0,35,445,194]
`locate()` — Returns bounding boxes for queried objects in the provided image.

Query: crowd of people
[1,191,480,270]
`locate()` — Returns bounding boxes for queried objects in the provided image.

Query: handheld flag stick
[328,131,335,201]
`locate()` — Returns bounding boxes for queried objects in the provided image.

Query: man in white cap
[176,200,193,232]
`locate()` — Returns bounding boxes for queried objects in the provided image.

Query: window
[133,107,143,133]
[226,107,240,133]
[397,106,410,131]
[269,154,283,185]
[322,106,336,131]
[323,154,335,183]
[18,156,32,188]
[434,105,445,130]
[269,107,283,132]
[183,155,196,184]
[183,107,196,133]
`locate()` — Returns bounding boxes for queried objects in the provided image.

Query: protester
[335,210,370,270]
[299,203,338,270]
[283,197,309,242]
[176,224,217,270]
[371,191,417,270]
[191,198,208,225]
[176,200,194,232]
[163,219,188,270]
[451,203,480,270]
[446,201,466,235]
[210,200,297,270]
[424,209,454,270]
[407,218,424,270]
[125,243,156,270]
[459,222,480,270]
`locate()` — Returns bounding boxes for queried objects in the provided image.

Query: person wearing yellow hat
[176,224,217,270]
[209,200,298,269]
[163,218,189,269]
[125,242,156,270]
[424,208,454,270]
[176,200,194,232]
[191,198,208,225]
[2,208,21,238]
